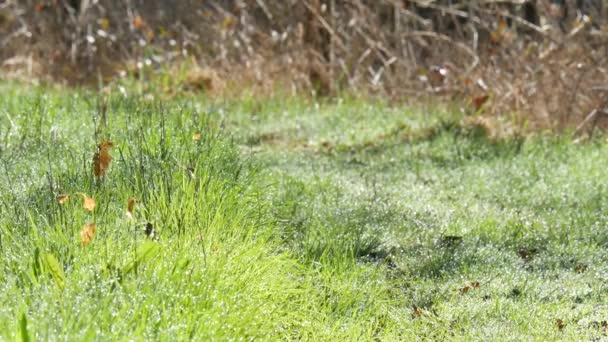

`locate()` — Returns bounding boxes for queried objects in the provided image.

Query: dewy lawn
[1,83,608,340]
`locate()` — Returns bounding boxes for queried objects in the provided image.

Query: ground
[1,83,607,340]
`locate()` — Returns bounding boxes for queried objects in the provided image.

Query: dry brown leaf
[133,15,145,30]
[93,141,114,178]
[126,197,137,219]
[127,197,136,213]
[80,223,96,247]
[144,28,155,40]
[80,193,96,211]
[459,285,471,294]
[471,95,490,111]
[412,305,424,318]
[490,19,508,43]
[56,194,70,205]
[556,319,566,331]
[460,282,481,294]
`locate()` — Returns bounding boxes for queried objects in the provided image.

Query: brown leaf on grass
[126,197,137,219]
[144,28,155,41]
[80,193,96,211]
[556,319,566,331]
[490,19,508,43]
[460,282,481,294]
[471,95,490,111]
[192,133,201,141]
[80,223,96,247]
[133,15,146,30]
[56,194,70,205]
[127,197,136,213]
[93,141,114,178]
[412,305,424,318]
[459,285,472,294]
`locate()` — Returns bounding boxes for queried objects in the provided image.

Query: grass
[1,81,608,340]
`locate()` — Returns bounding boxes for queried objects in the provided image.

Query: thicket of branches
[1,0,607,133]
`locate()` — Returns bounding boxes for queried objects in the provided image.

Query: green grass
[1,82,608,340]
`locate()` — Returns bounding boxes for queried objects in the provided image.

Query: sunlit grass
[1,81,608,340]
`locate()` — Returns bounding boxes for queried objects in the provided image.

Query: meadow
[1,82,608,340]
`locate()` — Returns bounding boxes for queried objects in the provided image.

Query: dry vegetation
[1,0,608,132]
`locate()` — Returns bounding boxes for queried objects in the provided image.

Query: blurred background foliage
[1,0,607,132]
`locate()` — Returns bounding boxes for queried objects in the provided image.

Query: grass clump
[0,83,406,340]
[0,85,287,339]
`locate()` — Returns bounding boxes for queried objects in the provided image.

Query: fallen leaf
[93,141,114,178]
[412,305,424,318]
[127,197,137,216]
[556,319,565,331]
[459,285,471,294]
[192,133,201,141]
[490,19,508,43]
[471,95,490,111]
[80,193,96,211]
[460,282,481,294]
[56,194,70,205]
[133,15,146,30]
[80,223,96,247]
